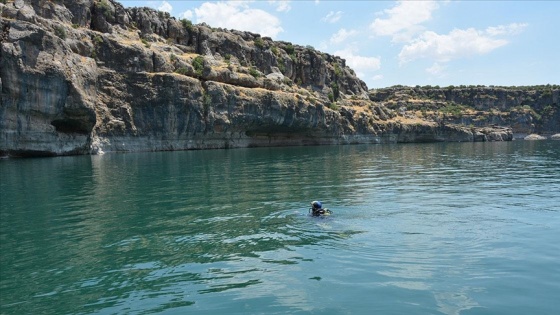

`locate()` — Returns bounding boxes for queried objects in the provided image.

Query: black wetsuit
[311,208,325,216]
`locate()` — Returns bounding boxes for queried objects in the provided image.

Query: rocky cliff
[1,0,514,157]
[370,85,560,138]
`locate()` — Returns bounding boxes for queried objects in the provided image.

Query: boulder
[524,134,547,140]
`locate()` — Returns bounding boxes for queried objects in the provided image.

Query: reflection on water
[1,141,559,314]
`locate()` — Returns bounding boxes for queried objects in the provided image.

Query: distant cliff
[0,0,519,157]
[370,85,560,138]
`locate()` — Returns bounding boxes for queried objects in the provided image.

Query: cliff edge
[1,0,515,157]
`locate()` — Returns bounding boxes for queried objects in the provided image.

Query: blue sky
[119,1,559,89]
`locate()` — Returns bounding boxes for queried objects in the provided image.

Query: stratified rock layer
[0,0,517,157]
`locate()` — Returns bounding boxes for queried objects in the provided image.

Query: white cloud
[334,47,381,78]
[372,74,384,81]
[181,10,193,20]
[192,2,283,38]
[322,11,343,24]
[486,23,528,36]
[330,28,358,45]
[426,62,446,76]
[370,1,439,42]
[157,1,172,13]
[399,27,513,64]
[268,0,291,12]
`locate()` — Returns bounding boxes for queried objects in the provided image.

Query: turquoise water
[1,141,559,314]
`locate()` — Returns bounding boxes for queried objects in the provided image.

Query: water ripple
[1,142,560,314]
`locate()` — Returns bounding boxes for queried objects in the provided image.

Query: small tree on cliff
[330,82,340,101]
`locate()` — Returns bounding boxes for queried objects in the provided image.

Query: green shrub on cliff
[333,63,342,78]
[285,44,295,55]
[180,18,193,31]
[542,89,553,98]
[330,82,340,101]
[254,37,265,49]
[285,44,297,61]
[277,61,286,74]
[249,67,260,78]
[158,11,170,19]
[328,102,339,110]
[175,67,188,75]
[224,54,231,66]
[54,25,66,39]
[542,105,557,118]
[192,56,204,77]
[97,0,113,20]
[203,93,211,114]
[93,35,103,45]
[440,103,464,117]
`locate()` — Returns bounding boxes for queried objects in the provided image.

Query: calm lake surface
[1,141,559,315]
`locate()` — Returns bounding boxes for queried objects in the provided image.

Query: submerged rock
[524,134,547,140]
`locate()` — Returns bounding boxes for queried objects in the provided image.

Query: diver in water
[310,201,331,216]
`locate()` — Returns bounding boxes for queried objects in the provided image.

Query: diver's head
[311,201,322,209]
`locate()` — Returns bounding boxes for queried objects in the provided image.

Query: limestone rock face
[1,0,513,157]
[370,86,559,137]
[1,9,97,156]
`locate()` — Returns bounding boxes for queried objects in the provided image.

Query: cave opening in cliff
[51,119,90,134]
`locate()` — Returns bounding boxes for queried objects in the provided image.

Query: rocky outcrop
[1,1,98,156]
[1,0,513,157]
